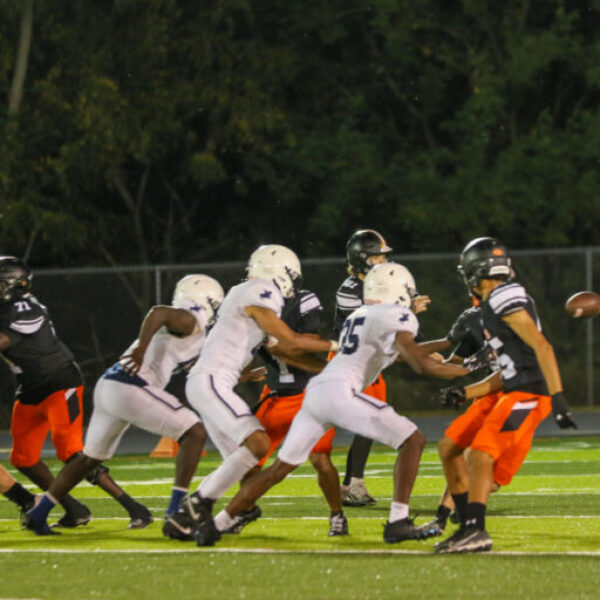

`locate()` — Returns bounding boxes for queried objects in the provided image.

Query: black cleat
[194,517,221,547]
[54,503,92,528]
[20,493,42,528]
[328,512,349,537]
[420,515,446,537]
[449,510,460,525]
[223,505,262,535]
[435,526,492,554]
[128,503,154,529]
[24,508,61,536]
[163,493,213,541]
[383,517,437,543]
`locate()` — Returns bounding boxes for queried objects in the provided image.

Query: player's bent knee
[180,422,207,446]
[438,436,460,461]
[245,430,271,460]
[405,429,426,451]
[309,452,333,472]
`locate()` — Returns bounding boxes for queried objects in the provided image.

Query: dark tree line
[1,0,600,268]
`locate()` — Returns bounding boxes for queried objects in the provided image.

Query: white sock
[198,446,258,500]
[214,509,236,532]
[389,501,409,522]
[350,477,364,486]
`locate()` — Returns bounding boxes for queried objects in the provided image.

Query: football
[564,291,600,318]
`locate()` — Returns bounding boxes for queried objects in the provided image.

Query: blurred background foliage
[1,0,600,268]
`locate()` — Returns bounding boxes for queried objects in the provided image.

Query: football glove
[551,392,578,429]
[446,308,478,345]
[462,345,496,373]
[439,386,467,409]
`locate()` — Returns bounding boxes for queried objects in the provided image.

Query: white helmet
[172,274,224,324]
[246,244,302,299]
[363,262,416,308]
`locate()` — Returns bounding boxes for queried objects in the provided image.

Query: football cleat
[23,508,60,536]
[222,505,262,534]
[20,493,42,528]
[449,510,461,524]
[54,503,92,528]
[434,526,492,554]
[328,513,349,537]
[342,481,376,507]
[420,515,446,537]
[383,517,438,543]
[128,504,154,529]
[163,493,213,542]
[194,517,221,547]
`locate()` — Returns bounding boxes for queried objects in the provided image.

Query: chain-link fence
[0,248,598,427]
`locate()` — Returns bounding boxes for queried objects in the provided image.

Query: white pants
[84,378,200,461]
[278,378,418,466]
[185,370,264,458]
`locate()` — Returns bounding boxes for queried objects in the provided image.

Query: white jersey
[190,278,284,387]
[116,300,209,389]
[317,303,419,391]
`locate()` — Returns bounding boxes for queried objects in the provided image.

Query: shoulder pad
[488,282,528,315]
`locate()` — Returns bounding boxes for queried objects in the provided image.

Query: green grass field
[1,437,599,599]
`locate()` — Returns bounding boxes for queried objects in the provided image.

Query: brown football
[564,291,600,318]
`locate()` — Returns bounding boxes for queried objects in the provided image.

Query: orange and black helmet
[458,237,512,289]
[346,230,393,276]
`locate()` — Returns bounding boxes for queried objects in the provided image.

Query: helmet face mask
[246,244,302,299]
[458,237,512,291]
[0,256,32,304]
[346,229,393,276]
[363,262,416,308]
[172,274,224,325]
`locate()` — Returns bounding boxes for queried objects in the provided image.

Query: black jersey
[333,275,363,337]
[447,306,485,359]
[0,294,82,404]
[481,281,547,395]
[259,289,323,395]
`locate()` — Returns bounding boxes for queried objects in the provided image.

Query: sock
[464,502,486,530]
[167,487,187,517]
[451,492,468,525]
[389,501,409,522]
[347,435,372,481]
[3,482,35,509]
[29,492,57,522]
[116,492,141,515]
[214,509,236,532]
[198,446,258,500]
[437,504,451,522]
[349,477,364,487]
[61,494,84,513]
[330,510,343,518]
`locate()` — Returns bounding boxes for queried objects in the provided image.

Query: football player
[333,230,430,506]
[163,244,337,545]
[25,274,223,535]
[214,286,348,537]
[0,256,151,531]
[434,237,577,554]
[203,262,475,546]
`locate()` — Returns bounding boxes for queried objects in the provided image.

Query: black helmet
[458,237,512,289]
[0,256,32,303]
[346,230,393,276]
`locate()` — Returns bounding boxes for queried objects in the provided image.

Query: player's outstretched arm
[245,305,336,355]
[394,332,469,379]
[503,309,577,429]
[121,306,198,374]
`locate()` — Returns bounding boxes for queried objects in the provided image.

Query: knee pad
[85,463,109,486]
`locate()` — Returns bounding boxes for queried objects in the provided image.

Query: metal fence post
[585,248,594,406]
[155,265,162,305]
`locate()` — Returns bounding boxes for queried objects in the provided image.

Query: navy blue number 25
[339,316,365,355]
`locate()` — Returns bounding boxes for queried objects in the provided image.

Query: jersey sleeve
[488,283,529,317]
[333,278,362,335]
[177,299,210,333]
[0,301,45,344]
[243,280,284,315]
[379,306,419,338]
[296,291,323,335]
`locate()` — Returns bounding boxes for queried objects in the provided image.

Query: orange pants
[10,386,84,467]
[445,390,551,486]
[255,386,335,466]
